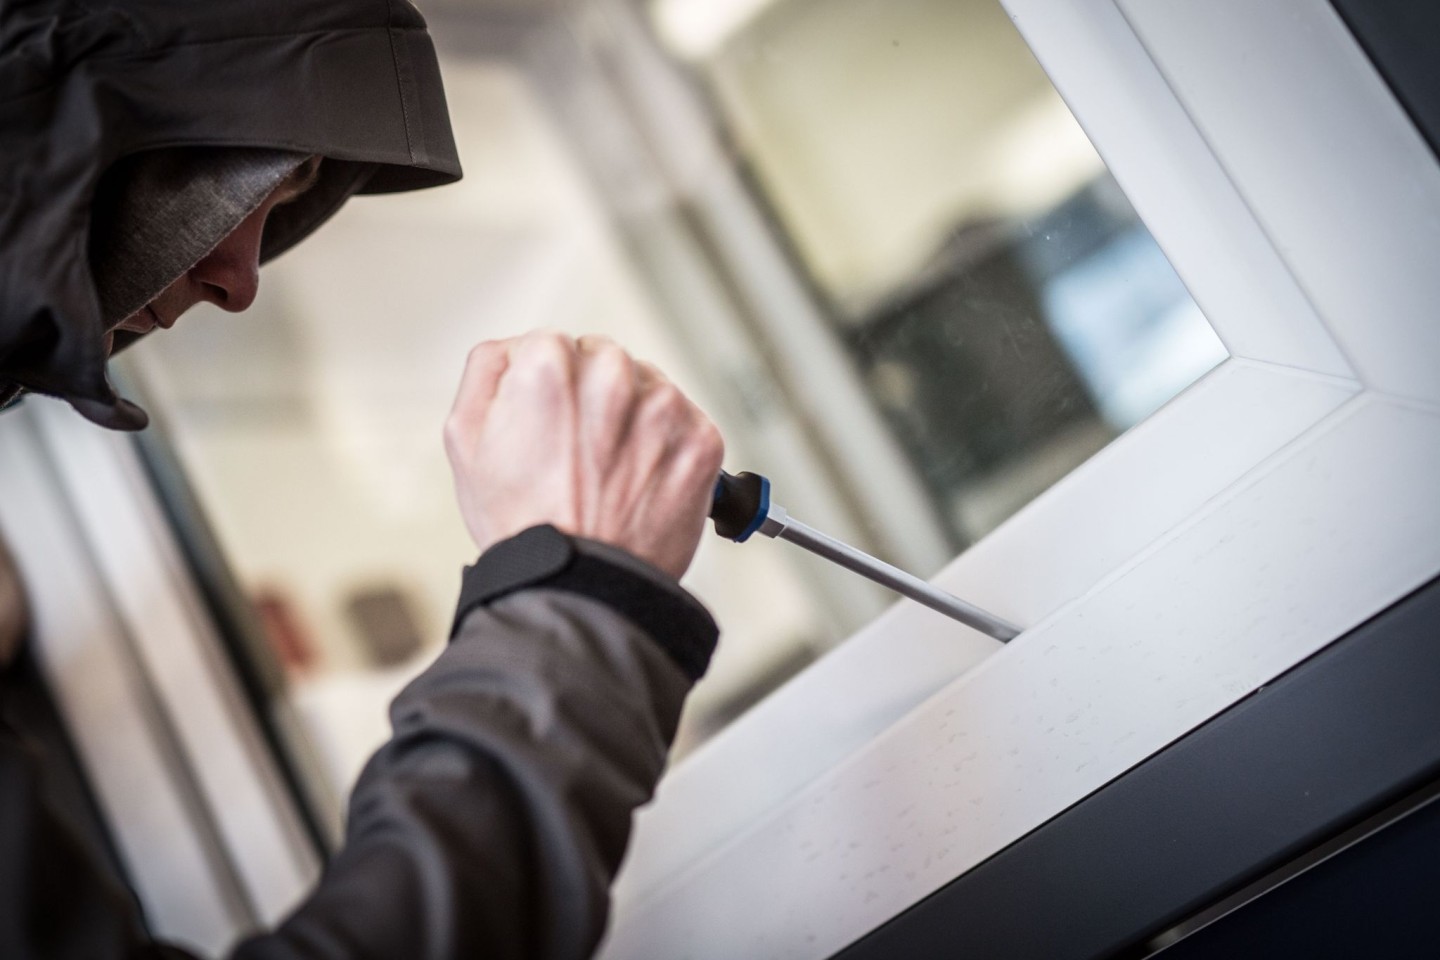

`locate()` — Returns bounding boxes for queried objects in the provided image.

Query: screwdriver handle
[710,470,771,542]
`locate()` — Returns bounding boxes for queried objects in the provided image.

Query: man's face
[105,156,322,354]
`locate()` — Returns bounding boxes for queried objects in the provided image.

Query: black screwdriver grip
[709,470,769,542]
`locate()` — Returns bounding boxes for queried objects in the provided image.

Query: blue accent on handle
[734,474,770,543]
[710,470,771,542]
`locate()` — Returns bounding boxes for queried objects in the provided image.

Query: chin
[116,305,158,336]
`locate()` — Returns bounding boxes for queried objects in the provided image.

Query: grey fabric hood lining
[96,152,380,364]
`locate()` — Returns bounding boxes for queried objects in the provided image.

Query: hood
[0,0,462,430]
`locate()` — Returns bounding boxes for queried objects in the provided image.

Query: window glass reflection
[655,0,1225,547]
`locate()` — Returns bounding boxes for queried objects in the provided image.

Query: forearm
[242,327,726,960]
[234,535,715,960]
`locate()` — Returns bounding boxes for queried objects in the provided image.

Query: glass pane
[652,0,1226,545]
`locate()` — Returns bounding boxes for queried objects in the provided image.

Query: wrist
[451,524,718,681]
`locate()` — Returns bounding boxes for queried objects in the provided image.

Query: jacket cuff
[450,525,719,682]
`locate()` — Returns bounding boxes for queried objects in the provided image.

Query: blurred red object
[252,588,317,674]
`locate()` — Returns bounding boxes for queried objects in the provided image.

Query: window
[5,0,1431,953]
[655,0,1224,548]
[117,0,1227,831]
[596,0,1440,955]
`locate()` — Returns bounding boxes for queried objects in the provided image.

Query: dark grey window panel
[1153,788,1440,959]
[1331,0,1440,161]
[832,575,1440,960]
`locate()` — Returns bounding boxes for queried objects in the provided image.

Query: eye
[274,157,323,207]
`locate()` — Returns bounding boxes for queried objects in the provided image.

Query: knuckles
[447,331,724,517]
[516,331,575,373]
[584,342,637,397]
[646,382,689,422]
[465,339,503,370]
[591,341,633,377]
[674,421,725,479]
[464,332,576,391]
[696,421,725,465]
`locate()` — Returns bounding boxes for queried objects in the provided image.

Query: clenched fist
[444,332,725,581]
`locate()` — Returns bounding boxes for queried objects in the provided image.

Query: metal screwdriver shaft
[710,471,1021,642]
[776,513,1021,641]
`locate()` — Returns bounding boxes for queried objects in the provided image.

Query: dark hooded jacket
[0,0,460,428]
[0,2,718,958]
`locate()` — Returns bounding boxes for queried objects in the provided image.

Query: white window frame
[0,402,321,954]
[599,1,1440,957]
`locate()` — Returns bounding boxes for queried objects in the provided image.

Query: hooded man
[0,2,725,958]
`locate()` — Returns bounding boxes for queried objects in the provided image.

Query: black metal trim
[1329,0,1440,165]
[1149,783,1440,958]
[833,575,1440,960]
[1150,784,1440,958]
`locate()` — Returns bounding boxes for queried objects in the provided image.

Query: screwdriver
[709,470,1021,641]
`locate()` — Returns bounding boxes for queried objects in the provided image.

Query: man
[0,1,724,958]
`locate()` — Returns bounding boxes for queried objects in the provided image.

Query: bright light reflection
[649,0,780,59]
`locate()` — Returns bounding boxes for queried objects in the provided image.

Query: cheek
[152,273,197,314]
[212,203,272,264]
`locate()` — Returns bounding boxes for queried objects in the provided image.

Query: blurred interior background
[115,0,1225,839]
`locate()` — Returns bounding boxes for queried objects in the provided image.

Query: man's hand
[444,332,725,581]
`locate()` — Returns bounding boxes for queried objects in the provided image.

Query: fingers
[635,358,668,392]
[444,339,510,463]
[444,329,725,578]
[500,330,577,407]
[576,333,616,356]
[578,336,639,463]
[577,335,638,409]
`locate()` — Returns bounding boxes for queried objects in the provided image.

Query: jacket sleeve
[232,531,718,960]
[0,649,184,960]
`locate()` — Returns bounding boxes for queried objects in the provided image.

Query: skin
[444,331,725,580]
[104,156,324,353]
[102,155,725,581]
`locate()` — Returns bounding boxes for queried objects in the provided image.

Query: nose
[187,201,268,313]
